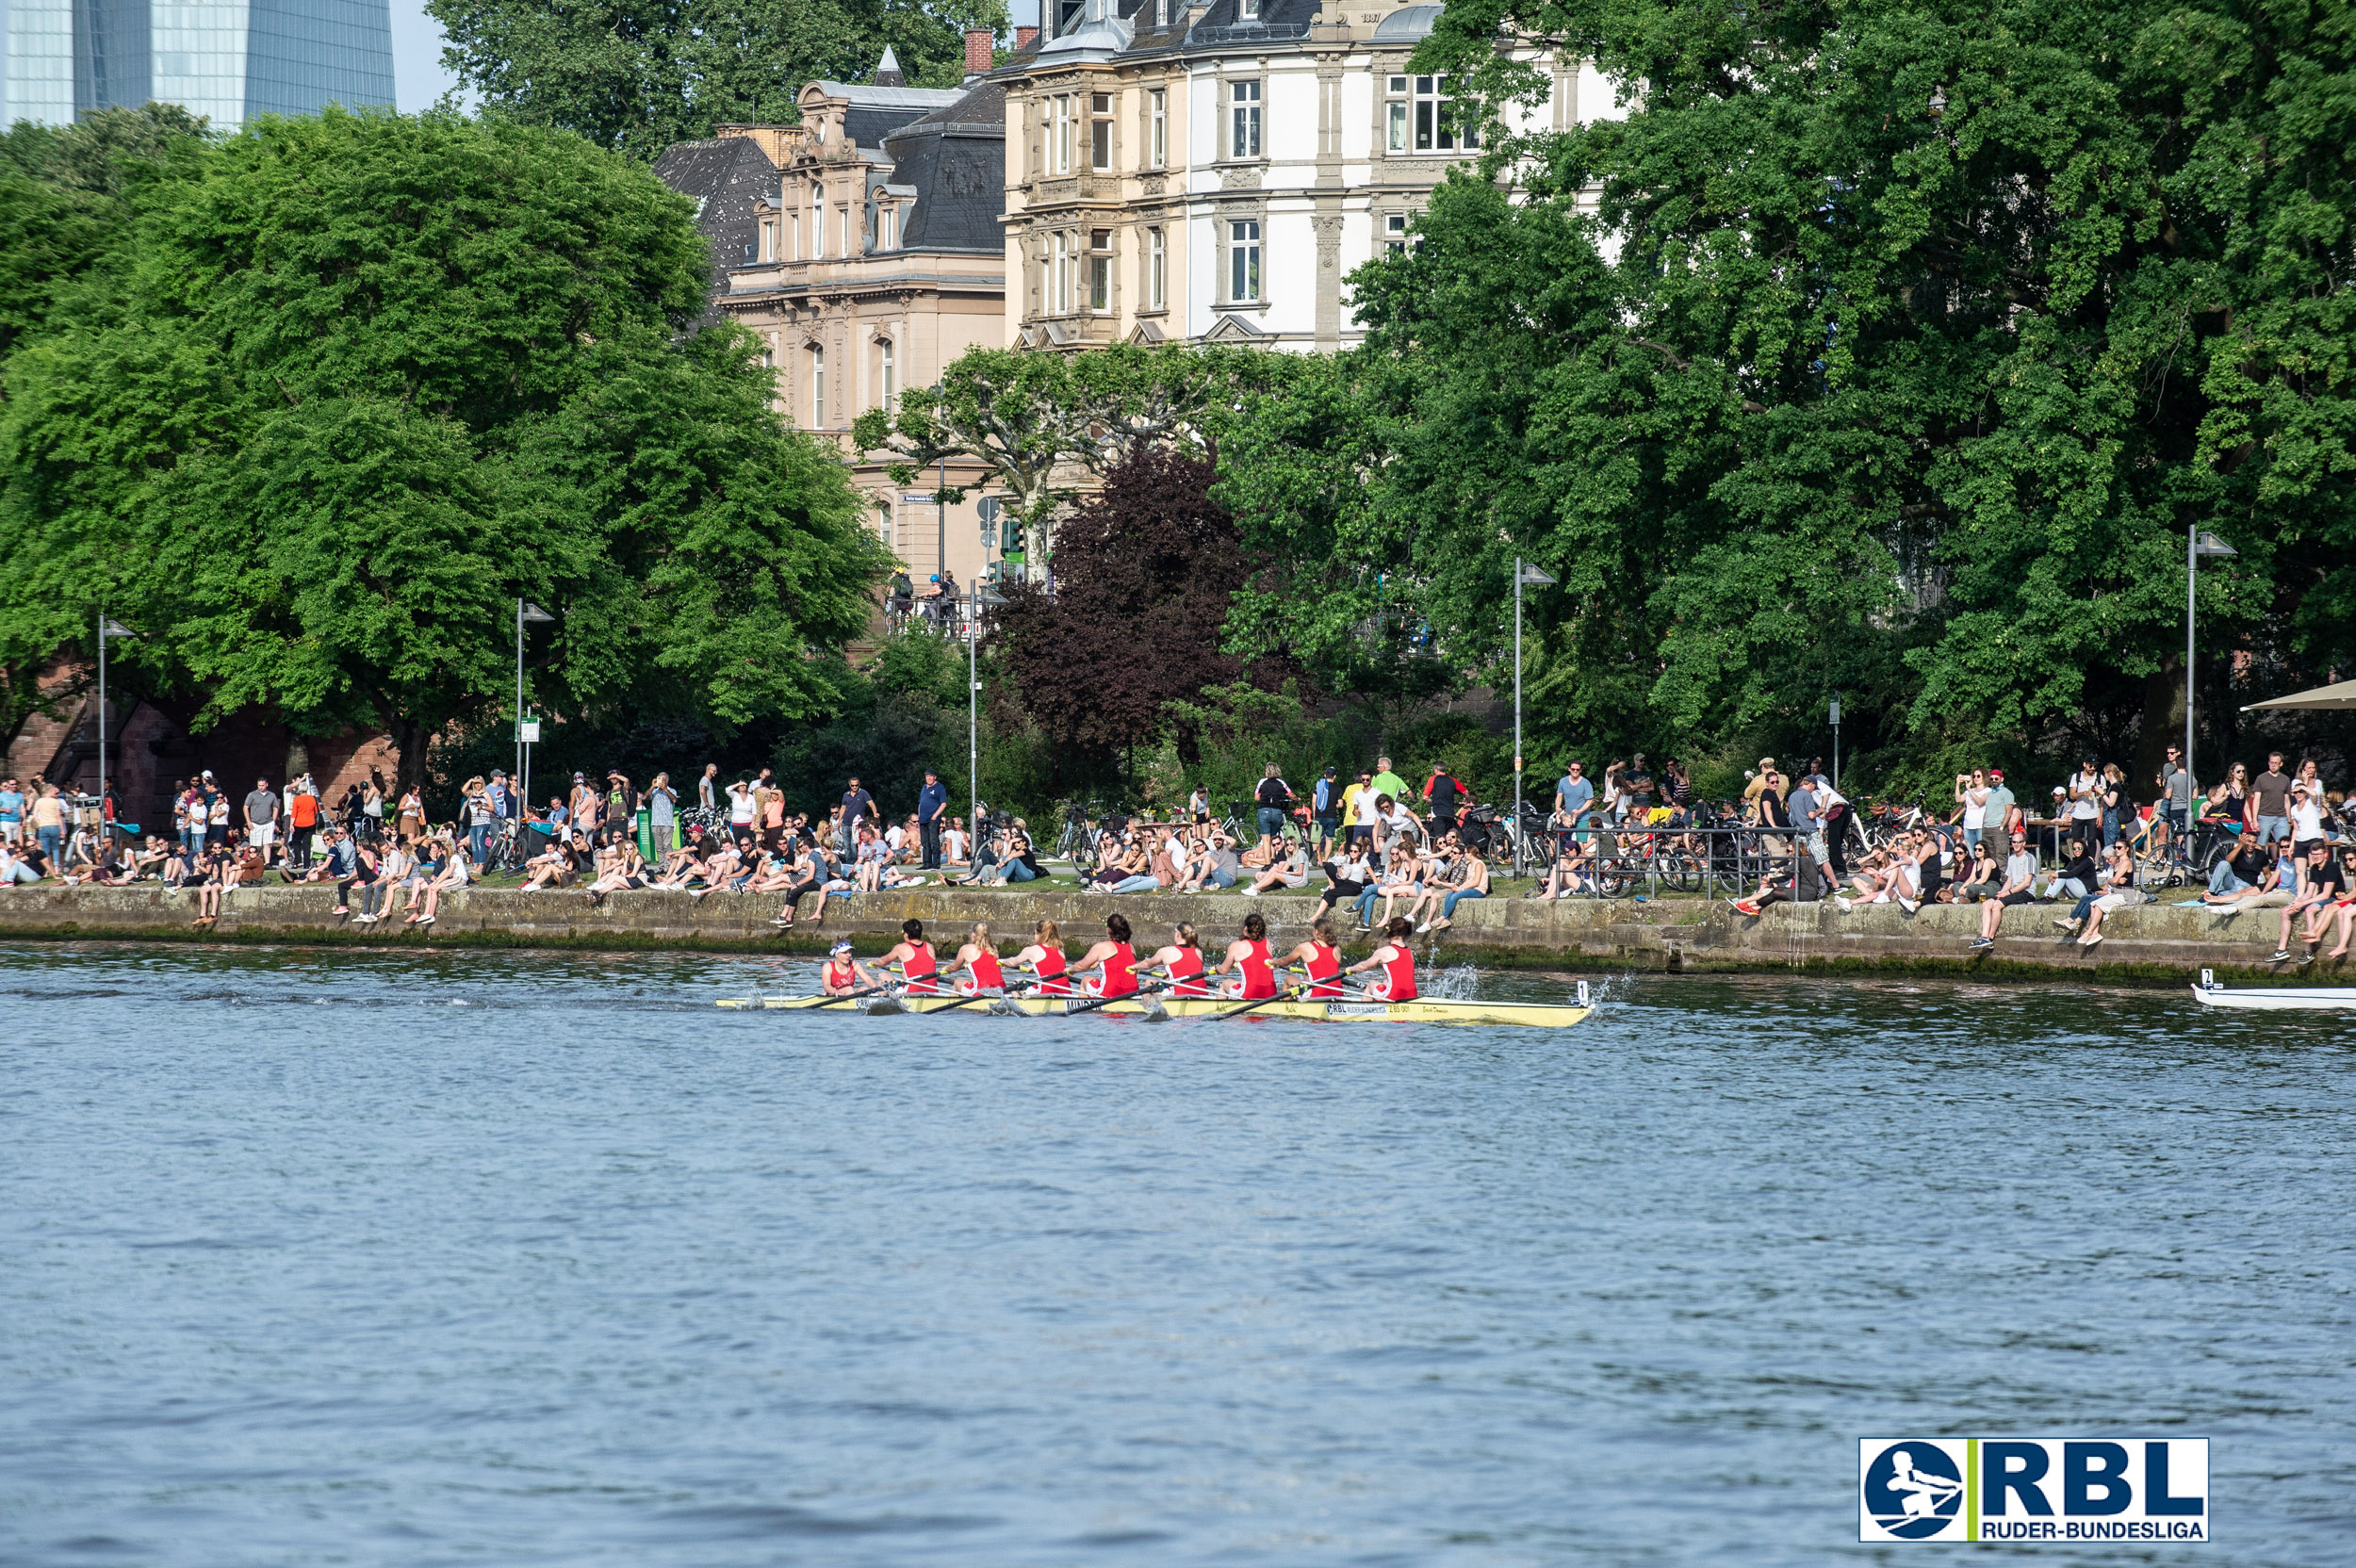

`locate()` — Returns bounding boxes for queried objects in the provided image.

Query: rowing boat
[719,992,1593,1026]
[2191,970,2356,1011]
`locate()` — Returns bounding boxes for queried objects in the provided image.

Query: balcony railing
[1188,21,1312,44]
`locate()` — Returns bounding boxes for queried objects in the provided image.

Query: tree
[0,108,885,788]
[429,0,1009,162]
[990,448,1250,776]
[1226,0,2356,790]
[852,342,1293,574]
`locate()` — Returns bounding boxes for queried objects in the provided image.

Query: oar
[920,976,1041,1015]
[794,982,896,1010]
[1059,980,1171,1019]
[1207,975,1331,1021]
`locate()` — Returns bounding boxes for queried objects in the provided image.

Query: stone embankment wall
[0,886,2325,981]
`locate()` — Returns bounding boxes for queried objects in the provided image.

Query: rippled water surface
[2,943,2351,1565]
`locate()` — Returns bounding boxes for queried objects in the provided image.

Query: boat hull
[2191,985,2356,1011]
[724,993,1592,1027]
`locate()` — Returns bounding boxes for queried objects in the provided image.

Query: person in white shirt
[2067,757,2102,838]
[2288,780,2327,848]
[941,823,970,869]
[725,778,756,844]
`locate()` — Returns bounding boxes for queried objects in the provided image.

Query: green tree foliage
[853,342,1294,568]
[0,108,884,785]
[1234,0,2356,793]
[429,0,1009,161]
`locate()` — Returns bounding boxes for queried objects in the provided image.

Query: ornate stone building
[658,39,1014,591]
[998,0,1612,350]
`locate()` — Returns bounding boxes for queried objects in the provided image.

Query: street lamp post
[1512,560,1556,878]
[96,613,138,843]
[969,579,1006,841]
[2184,528,2237,864]
[1828,694,1841,791]
[516,600,554,826]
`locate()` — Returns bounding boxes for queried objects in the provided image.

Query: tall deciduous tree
[429,0,1009,162]
[990,448,1249,774]
[0,108,884,786]
[853,342,1292,573]
[1235,0,2356,790]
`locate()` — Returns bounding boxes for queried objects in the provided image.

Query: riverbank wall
[0,885,2332,984]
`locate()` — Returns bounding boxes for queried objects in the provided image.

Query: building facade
[4,0,393,130]
[661,41,1016,595]
[999,0,1611,350]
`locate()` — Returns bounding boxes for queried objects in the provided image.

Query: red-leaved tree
[991,447,1247,776]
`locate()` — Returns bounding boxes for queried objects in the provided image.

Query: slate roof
[650,135,783,302]
[878,78,1007,254]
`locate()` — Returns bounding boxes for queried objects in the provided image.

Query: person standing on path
[646,773,679,858]
[918,769,947,870]
[840,777,875,858]
[244,778,280,866]
[2251,752,2293,847]
[1253,764,1295,858]
[1367,757,1408,812]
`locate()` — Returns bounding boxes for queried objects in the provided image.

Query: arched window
[878,340,896,408]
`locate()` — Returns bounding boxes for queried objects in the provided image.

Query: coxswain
[1345,915,1418,1000]
[1143,923,1210,997]
[820,939,875,995]
[1015,918,1071,996]
[1281,917,1345,999]
[1217,911,1279,1000]
[954,921,1006,997]
[883,917,940,995]
[1075,913,1140,999]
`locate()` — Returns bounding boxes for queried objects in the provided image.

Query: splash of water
[1422,964,1482,1001]
[1573,970,1643,1006]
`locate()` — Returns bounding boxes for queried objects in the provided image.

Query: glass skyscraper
[5,0,393,130]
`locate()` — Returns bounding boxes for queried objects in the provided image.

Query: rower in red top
[953,921,1006,996]
[1345,915,1418,1000]
[1144,923,1209,997]
[1281,917,1345,999]
[883,917,939,994]
[1218,911,1279,1000]
[1075,913,1139,999]
[1015,918,1071,996]
[820,939,876,995]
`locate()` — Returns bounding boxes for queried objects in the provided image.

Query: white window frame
[810,189,825,256]
[1230,79,1261,160]
[1385,212,1410,254]
[1146,226,1167,310]
[1088,229,1113,313]
[1387,73,1480,154]
[1053,94,1075,174]
[1239,0,1259,17]
[811,344,826,426]
[1148,88,1167,168]
[759,219,776,262]
[877,207,896,251]
[1228,219,1261,303]
[1090,92,1113,172]
[878,339,896,408]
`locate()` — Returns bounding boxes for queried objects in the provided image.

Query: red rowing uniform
[965,949,1004,992]
[823,957,859,992]
[1029,945,1070,996]
[1238,939,1276,1000]
[1303,941,1342,999]
[1167,946,1207,997]
[1375,944,1416,1001]
[899,940,938,994]
[1092,943,1137,999]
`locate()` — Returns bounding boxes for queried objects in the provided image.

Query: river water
[1,944,2348,1565]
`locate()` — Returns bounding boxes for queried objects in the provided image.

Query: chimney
[874,44,906,88]
[1015,24,1039,51]
[965,28,995,76]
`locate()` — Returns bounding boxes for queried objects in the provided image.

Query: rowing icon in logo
[1862,1442,1965,1540]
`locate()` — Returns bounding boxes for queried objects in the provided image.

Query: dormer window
[877,206,897,250]
[1239,0,1259,17]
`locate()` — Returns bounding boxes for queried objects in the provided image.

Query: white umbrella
[2242,678,2356,711]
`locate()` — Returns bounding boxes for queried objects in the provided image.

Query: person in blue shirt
[0,779,23,847]
[917,769,948,870]
[1554,761,1595,838]
[1312,765,1342,853]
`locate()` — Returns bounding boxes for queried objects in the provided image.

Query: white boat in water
[2191,971,2356,1011]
